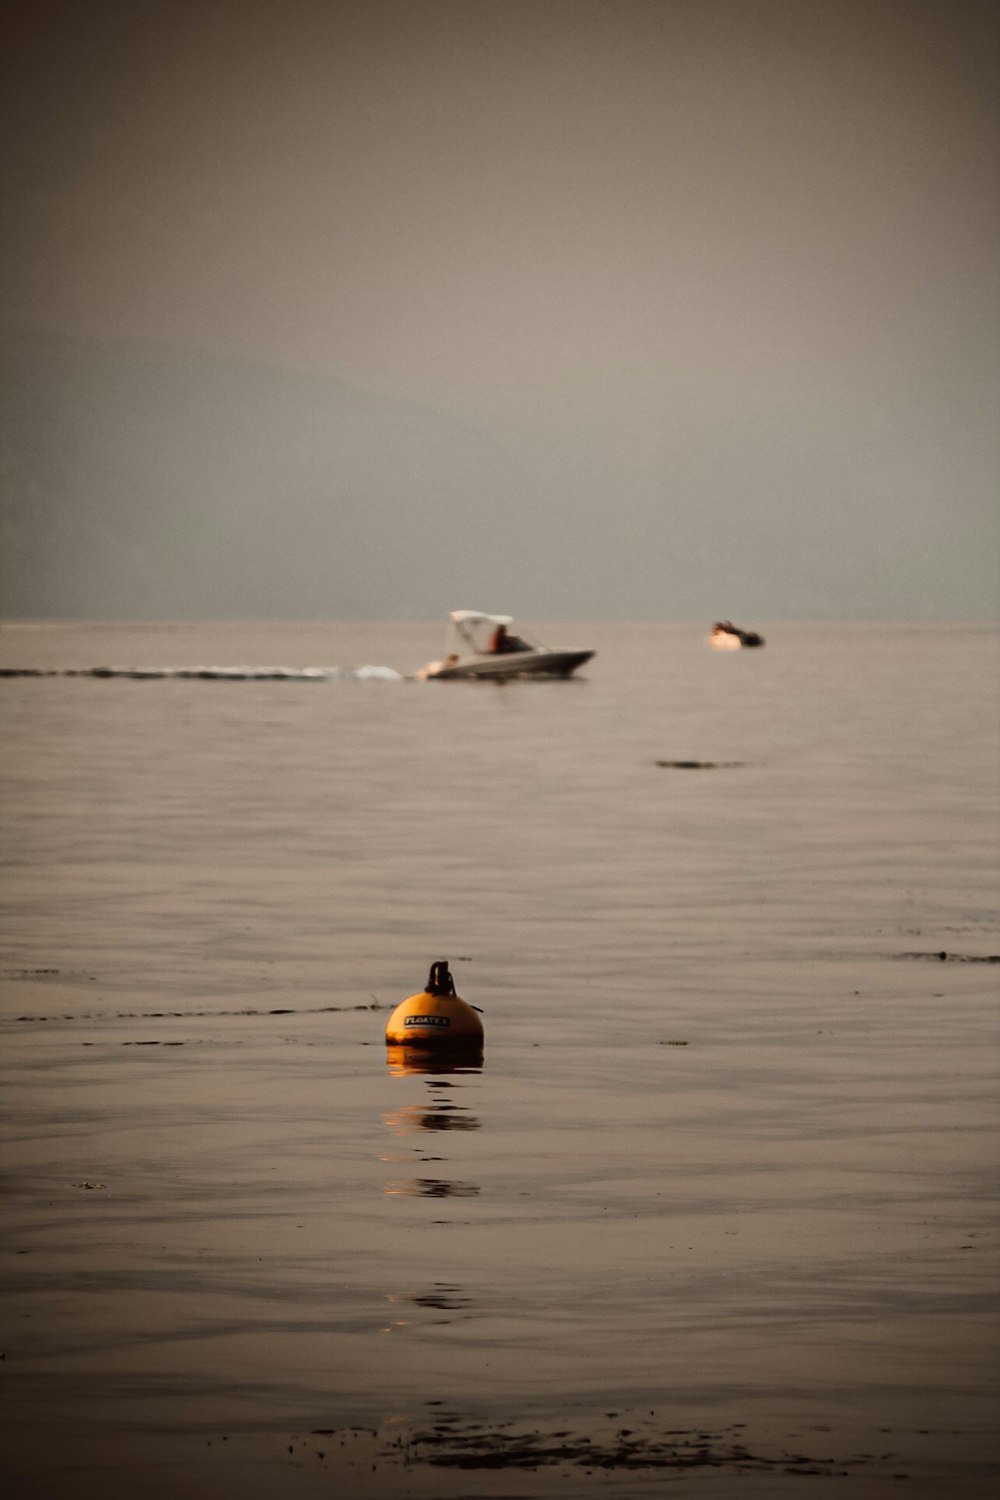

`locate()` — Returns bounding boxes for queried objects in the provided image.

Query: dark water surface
[1,621,998,1498]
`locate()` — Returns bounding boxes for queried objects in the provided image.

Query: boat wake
[0,665,403,681]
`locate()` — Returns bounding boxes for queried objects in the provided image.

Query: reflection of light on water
[383,1103,481,1135]
[383,1178,480,1198]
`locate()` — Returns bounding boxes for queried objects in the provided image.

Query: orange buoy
[384,960,484,1052]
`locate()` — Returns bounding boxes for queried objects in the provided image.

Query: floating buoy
[384,960,484,1052]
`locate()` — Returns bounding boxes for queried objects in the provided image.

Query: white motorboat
[417,611,595,680]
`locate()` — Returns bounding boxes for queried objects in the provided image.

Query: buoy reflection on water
[385,1047,484,1078]
[383,1099,482,1134]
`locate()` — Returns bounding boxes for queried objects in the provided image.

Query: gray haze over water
[1,0,998,620]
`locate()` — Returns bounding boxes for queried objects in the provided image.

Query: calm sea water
[1,620,998,1498]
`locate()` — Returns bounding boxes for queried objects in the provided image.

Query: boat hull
[428,649,594,680]
[709,629,765,649]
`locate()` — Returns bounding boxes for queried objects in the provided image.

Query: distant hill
[0,329,553,619]
[3,327,995,621]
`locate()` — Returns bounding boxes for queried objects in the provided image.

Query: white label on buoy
[405,1015,451,1028]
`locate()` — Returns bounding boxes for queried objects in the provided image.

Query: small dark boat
[709,621,765,649]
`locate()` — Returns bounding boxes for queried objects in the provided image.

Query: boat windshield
[448,611,534,655]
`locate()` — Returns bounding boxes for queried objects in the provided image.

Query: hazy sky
[1,0,998,618]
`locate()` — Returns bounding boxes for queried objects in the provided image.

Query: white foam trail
[352,664,403,680]
[0,666,405,681]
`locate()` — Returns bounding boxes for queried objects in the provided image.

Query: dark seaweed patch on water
[13,1003,380,1023]
[364,1412,856,1477]
[2,968,97,983]
[896,951,1000,963]
[281,1406,962,1484]
[121,1040,185,1046]
[408,1285,471,1311]
[655,760,747,770]
[280,1417,953,1488]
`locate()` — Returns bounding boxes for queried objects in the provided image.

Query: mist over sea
[2,619,998,1498]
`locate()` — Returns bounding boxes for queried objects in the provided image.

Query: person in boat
[488,624,530,654]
